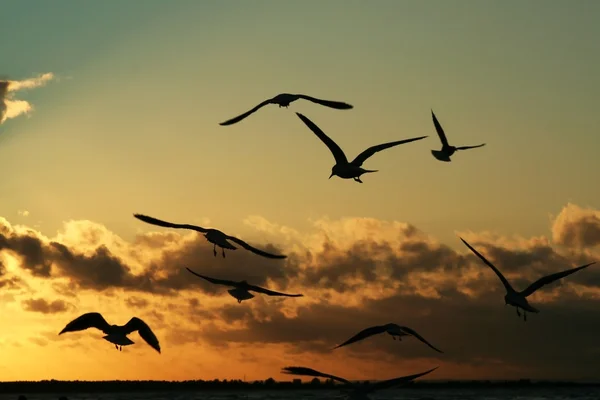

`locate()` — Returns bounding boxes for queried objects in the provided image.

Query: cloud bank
[0,73,54,124]
[0,202,599,381]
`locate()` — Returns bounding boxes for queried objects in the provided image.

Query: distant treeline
[1,378,599,394]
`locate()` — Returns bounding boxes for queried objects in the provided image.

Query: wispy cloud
[0,73,54,124]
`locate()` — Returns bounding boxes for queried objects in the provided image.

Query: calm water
[2,389,600,400]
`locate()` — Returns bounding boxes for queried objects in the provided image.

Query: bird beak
[328,173,334,179]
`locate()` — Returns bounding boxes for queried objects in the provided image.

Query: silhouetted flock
[42,93,595,395]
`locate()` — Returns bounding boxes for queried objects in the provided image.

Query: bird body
[335,323,443,353]
[186,267,303,303]
[227,286,256,302]
[296,113,427,182]
[133,214,286,259]
[430,110,485,162]
[459,237,595,321]
[59,312,161,353]
[103,333,135,347]
[219,93,353,126]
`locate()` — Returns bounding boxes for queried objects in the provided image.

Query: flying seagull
[459,237,595,321]
[296,113,427,183]
[133,214,286,259]
[59,312,161,353]
[430,109,485,162]
[281,366,438,400]
[334,323,443,353]
[219,93,353,126]
[186,267,303,303]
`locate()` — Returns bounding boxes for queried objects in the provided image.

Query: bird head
[329,166,337,179]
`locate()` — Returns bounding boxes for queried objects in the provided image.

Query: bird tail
[362,169,378,174]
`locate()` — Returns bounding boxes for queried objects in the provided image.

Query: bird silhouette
[219,93,353,126]
[296,112,427,182]
[133,214,286,259]
[59,312,161,353]
[430,109,485,162]
[334,323,443,353]
[186,267,303,303]
[282,366,438,400]
[460,237,595,321]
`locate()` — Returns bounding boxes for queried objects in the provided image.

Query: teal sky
[1,0,599,247]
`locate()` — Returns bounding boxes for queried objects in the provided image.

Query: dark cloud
[0,226,294,296]
[125,296,149,309]
[553,204,600,248]
[22,298,72,314]
[1,204,600,379]
[0,80,8,122]
[198,289,600,380]
[0,232,52,277]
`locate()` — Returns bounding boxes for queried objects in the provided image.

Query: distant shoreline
[1,379,599,394]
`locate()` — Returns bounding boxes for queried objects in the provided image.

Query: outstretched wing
[351,136,428,167]
[459,237,514,293]
[399,326,443,353]
[59,312,111,335]
[246,283,303,298]
[456,143,486,150]
[296,94,353,110]
[520,262,596,298]
[123,317,161,353]
[133,214,209,233]
[281,366,351,385]
[218,99,272,126]
[368,367,439,392]
[186,267,238,287]
[296,112,348,164]
[334,325,388,349]
[431,110,449,147]
[226,235,287,259]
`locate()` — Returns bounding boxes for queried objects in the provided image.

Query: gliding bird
[460,237,595,321]
[430,109,485,162]
[59,312,161,353]
[219,93,353,126]
[282,366,438,400]
[334,323,443,353]
[186,267,303,303]
[134,214,286,259]
[296,113,427,183]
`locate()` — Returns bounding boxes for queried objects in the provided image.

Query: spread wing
[431,110,449,147]
[123,317,161,353]
[296,112,348,164]
[368,367,439,392]
[186,267,238,287]
[296,94,353,110]
[246,283,303,298]
[218,99,272,126]
[351,136,428,167]
[226,235,287,259]
[399,326,443,353]
[59,312,111,335]
[456,143,486,150]
[133,214,209,233]
[459,237,514,293]
[281,366,351,385]
[520,262,596,298]
[334,325,388,349]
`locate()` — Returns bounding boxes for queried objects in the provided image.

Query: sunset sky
[1,0,600,383]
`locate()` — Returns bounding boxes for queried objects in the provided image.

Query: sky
[1,0,600,383]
